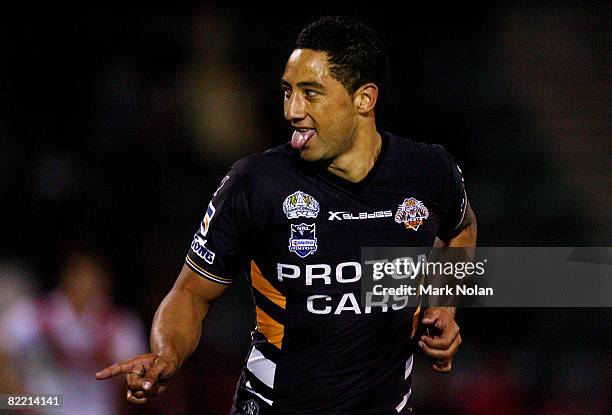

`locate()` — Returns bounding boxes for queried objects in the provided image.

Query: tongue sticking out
[291,129,315,150]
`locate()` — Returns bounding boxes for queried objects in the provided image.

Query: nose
[284,93,306,122]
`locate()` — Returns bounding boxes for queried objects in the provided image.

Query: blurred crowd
[1,1,609,414]
[0,252,145,414]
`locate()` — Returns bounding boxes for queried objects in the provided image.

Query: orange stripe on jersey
[256,306,284,349]
[251,261,286,309]
[411,304,421,338]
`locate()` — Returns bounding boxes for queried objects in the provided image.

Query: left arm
[419,201,477,372]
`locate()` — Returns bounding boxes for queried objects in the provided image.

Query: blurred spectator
[0,261,39,397]
[0,251,146,414]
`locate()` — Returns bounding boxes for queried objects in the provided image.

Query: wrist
[153,344,182,368]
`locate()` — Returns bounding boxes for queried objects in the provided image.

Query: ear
[353,83,379,113]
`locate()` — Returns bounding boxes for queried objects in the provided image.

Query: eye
[305,89,318,98]
[282,88,291,100]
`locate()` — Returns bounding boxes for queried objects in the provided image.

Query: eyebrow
[281,79,325,90]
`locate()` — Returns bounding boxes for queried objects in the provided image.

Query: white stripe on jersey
[247,347,276,389]
[396,388,412,413]
[245,380,274,406]
[405,355,413,379]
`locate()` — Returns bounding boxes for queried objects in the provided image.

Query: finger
[96,360,138,380]
[432,360,452,373]
[132,389,158,399]
[422,312,444,328]
[127,389,148,405]
[126,372,147,391]
[422,308,451,326]
[126,374,160,399]
[421,313,438,325]
[134,383,161,399]
[419,332,462,360]
[420,324,460,349]
[142,358,172,391]
[97,354,158,380]
[139,380,161,398]
[422,319,439,326]
[132,390,147,399]
[125,364,165,397]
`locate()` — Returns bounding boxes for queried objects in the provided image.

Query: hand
[95,352,178,404]
[419,307,461,373]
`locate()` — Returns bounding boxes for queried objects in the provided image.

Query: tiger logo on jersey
[283,191,320,219]
[395,197,429,231]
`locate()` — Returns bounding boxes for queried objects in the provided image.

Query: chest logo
[289,223,318,258]
[241,399,259,415]
[283,191,320,219]
[394,197,429,231]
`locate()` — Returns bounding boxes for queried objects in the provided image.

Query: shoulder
[229,143,299,192]
[383,132,453,173]
[231,143,294,175]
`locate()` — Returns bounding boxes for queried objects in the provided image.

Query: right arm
[97,166,248,403]
[95,266,228,404]
[151,264,228,371]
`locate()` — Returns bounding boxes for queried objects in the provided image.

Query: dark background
[1,1,610,414]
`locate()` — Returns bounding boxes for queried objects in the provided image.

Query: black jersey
[186,132,467,414]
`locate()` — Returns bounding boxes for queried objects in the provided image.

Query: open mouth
[291,128,316,150]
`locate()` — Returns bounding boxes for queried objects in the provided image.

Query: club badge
[288,223,318,258]
[241,399,259,415]
[394,197,429,231]
[283,191,320,219]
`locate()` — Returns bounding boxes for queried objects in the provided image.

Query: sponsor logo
[328,210,393,221]
[191,234,216,264]
[200,202,216,237]
[288,223,318,258]
[394,197,429,231]
[241,399,259,415]
[283,191,320,219]
[276,261,422,315]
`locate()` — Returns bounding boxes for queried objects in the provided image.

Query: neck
[327,124,382,183]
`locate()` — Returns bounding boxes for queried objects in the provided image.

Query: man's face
[282,49,358,162]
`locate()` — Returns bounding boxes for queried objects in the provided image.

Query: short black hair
[295,16,390,95]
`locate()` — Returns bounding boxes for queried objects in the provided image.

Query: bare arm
[421,201,477,372]
[96,265,228,403]
[431,200,478,317]
[151,265,228,369]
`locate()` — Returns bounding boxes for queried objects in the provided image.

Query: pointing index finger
[96,360,136,380]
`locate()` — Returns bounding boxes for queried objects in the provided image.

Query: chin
[299,150,320,162]
[299,146,339,165]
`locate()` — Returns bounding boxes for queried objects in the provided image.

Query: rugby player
[96,16,477,414]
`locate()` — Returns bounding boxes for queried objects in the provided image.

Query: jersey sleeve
[185,167,252,284]
[437,151,468,241]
